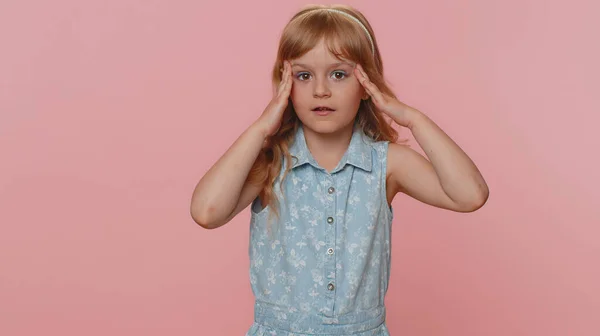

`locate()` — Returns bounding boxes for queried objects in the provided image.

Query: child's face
[289,39,365,135]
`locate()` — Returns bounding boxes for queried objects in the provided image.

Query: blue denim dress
[246,124,393,335]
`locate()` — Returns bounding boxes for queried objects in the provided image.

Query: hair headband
[321,9,375,58]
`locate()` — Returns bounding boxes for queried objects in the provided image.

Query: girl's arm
[355,64,489,212]
[387,109,489,212]
[190,123,267,229]
[190,61,293,229]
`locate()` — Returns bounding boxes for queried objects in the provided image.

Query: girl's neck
[302,123,355,172]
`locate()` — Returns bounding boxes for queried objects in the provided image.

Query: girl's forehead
[291,59,355,70]
[291,39,354,67]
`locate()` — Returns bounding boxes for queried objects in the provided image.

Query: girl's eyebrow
[291,61,354,69]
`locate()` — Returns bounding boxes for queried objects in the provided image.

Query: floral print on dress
[246,124,394,336]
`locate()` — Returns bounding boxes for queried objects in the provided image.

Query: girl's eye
[295,71,347,81]
[331,71,347,80]
[296,72,311,81]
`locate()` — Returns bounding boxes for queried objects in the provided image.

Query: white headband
[302,8,376,58]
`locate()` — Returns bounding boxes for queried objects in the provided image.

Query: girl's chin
[300,119,355,135]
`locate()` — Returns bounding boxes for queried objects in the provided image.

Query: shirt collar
[289,124,373,173]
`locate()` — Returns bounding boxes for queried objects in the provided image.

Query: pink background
[1,0,599,335]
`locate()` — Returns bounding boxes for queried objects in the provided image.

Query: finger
[354,65,372,95]
[277,62,292,98]
[364,81,385,106]
[280,60,289,73]
[356,65,385,105]
[281,65,293,98]
[355,65,370,88]
[284,61,291,80]
[357,64,372,85]
[276,62,288,96]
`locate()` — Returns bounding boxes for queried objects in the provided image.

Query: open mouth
[313,107,335,116]
[312,106,335,112]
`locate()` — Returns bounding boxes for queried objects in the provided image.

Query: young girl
[191,4,488,335]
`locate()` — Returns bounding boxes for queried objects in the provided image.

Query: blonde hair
[247,4,403,234]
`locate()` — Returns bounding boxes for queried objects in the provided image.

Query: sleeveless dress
[246,124,394,336]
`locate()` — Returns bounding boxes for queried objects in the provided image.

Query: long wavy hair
[247,4,403,233]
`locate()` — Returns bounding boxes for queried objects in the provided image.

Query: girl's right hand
[255,60,293,137]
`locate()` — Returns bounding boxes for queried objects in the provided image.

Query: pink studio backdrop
[1,0,598,335]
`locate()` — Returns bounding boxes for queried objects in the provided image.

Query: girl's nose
[313,78,331,98]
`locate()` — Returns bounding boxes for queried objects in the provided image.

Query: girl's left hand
[354,64,415,128]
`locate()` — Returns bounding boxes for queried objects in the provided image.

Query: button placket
[325,178,337,301]
[326,181,335,227]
